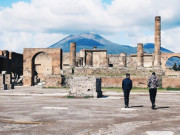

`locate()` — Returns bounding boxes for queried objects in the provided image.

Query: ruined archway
[161,53,180,70]
[32,52,52,85]
[165,56,180,71]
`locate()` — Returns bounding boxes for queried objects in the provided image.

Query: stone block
[69,76,102,98]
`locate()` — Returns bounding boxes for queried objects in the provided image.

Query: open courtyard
[0,87,180,135]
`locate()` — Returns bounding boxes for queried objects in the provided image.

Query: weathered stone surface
[86,52,92,66]
[162,77,180,88]
[161,53,180,70]
[44,75,62,88]
[137,43,144,67]
[120,53,127,67]
[80,49,108,67]
[101,76,148,88]
[0,74,11,90]
[69,42,76,67]
[69,76,102,98]
[154,16,161,67]
[23,48,62,86]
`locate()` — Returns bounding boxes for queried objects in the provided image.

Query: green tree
[172,63,177,71]
[177,65,180,71]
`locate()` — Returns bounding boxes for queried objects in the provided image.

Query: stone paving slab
[0,87,180,135]
[146,131,174,135]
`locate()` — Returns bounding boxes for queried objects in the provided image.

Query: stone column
[154,16,161,67]
[69,42,76,67]
[77,57,83,67]
[137,43,144,67]
[86,52,92,66]
[120,53,127,67]
[80,50,86,66]
[80,57,83,67]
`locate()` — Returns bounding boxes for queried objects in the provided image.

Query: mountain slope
[49,33,173,55]
[48,33,137,54]
[143,43,173,53]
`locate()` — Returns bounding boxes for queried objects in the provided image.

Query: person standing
[122,73,133,108]
[148,72,159,110]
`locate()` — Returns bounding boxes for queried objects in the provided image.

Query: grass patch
[66,95,93,99]
[165,87,180,91]
[43,86,70,89]
[67,95,75,98]
[83,96,93,98]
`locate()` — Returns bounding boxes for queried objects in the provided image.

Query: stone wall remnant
[80,49,108,67]
[69,76,102,98]
[23,48,62,86]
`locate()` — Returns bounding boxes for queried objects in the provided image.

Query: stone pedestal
[0,73,12,90]
[69,76,103,98]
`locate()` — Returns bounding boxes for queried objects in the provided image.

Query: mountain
[49,32,173,54]
[48,32,137,54]
[48,32,179,67]
[143,43,173,53]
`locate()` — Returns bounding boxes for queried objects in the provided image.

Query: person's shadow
[130,105,144,108]
[156,106,170,109]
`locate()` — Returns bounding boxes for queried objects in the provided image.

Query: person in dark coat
[122,73,133,108]
[148,72,159,110]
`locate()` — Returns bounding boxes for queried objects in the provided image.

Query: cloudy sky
[0,0,180,53]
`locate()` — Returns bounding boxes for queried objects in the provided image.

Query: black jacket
[122,78,132,91]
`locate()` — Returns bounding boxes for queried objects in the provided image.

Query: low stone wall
[162,77,180,88]
[101,76,148,88]
[69,76,102,98]
[74,67,163,77]
[44,75,62,88]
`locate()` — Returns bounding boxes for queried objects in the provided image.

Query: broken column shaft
[137,43,144,67]
[120,53,127,67]
[86,52,92,66]
[70,42,76,67]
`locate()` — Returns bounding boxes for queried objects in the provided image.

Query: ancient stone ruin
[69,76,102,98]
[0,16,180,89]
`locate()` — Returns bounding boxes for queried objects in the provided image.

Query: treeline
[172,63,180,71]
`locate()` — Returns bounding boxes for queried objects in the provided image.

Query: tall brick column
[137,43,144,67]
[70,42,76,67]
[120,53,126,67]
[154,16,161,67]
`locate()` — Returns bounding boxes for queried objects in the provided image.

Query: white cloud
[0,0,180,53]
[0,32,66,53]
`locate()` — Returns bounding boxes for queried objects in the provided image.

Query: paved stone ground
[0,87,180,135]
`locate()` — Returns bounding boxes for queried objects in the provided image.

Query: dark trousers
[149,88,157,106]
[123,90,130,107]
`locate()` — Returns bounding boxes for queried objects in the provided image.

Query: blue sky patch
[0,0,30,7]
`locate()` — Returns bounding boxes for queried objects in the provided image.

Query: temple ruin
[0,16,180,89]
